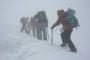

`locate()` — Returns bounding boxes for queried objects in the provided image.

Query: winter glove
[51,26,54,29]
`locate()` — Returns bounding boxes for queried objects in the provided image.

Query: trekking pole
[51,29,53,45]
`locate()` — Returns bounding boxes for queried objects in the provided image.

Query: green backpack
[65,8,80,29]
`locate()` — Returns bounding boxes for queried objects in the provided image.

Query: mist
[0,0,90,60]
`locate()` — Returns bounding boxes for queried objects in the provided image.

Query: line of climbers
[20,11,48,40]
[20,8,80,52]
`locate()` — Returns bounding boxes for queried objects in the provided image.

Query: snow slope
[0,0,90,60]
[0,29,87,60]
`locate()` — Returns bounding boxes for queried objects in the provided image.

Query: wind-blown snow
[0,0,90,60]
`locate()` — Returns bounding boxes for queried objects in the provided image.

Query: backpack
[35,11,48,27]
[64,8,80,29]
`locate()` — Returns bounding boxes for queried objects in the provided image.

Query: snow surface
[0,28,88,60]
[0,0,90,60]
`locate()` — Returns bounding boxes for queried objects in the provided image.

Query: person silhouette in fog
[20,17,29,33]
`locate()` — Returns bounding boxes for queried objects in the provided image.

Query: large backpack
[34,11,48,27]
[64,8,80,29]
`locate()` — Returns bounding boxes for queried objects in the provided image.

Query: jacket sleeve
[51,19,61,29]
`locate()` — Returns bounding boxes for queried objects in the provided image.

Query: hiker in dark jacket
[20,17,29,33]
[34,11,48,40]
[51,9,77,52]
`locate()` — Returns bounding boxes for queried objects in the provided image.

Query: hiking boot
[70,49,77,53]
[61,43,67,47]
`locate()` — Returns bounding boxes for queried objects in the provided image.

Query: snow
[0,31,86,60]
[0,0,90,60]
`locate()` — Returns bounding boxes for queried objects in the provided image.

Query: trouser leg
[61,32,67,44]
[25,25,27,33]
[21,24,24,32]
[33,27,36,36]
[65,31,77,50]
[36,26,42,40]
[42,28,47,40]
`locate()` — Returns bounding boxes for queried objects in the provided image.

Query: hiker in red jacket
[27,17,38,36]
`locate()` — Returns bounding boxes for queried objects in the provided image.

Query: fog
[0,0,90,60]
